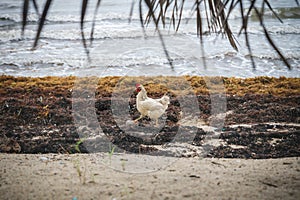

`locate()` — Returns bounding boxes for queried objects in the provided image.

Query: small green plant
[74,158,85,184]
[72,155,97,185]
[108,143,116,164]
[73,156,87,184]
[74,138,85,153]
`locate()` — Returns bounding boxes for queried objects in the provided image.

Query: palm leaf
[31,0,40,17]
[80,0,90,60]
[264,0,282,23]
[138,0,147,37]
[128,0,136,23]
[215,0,238,51]
[195,0,207,69]
[21,0,29,37]
[254,6,292,70]
[22,0,40,37]
[238,0,256,69]
[144,0,174,70]
[90,0,102,46]
[176,0,185,32]
[33,0,52,49]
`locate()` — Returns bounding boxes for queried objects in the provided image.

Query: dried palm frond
[81,0,102,60]
[21,0,298,70]
[144,0,174,69]
[90,0,102,45]
[254,3,291,69]
[80,0,90,61]
[33,0,52,49]
[235,0,292,69]
[22,0,40,37]
[21,0,29,37]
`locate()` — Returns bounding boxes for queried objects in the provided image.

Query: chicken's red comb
[135,83,141,88]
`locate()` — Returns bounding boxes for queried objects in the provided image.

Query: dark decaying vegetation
[0,76,299,157]
[21,0,299,70]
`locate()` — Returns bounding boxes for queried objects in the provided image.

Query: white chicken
[134,84,170,126]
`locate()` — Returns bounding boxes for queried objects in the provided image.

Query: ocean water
[0,0,299,77]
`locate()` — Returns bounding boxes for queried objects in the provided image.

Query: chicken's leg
[155,119,159,127]
[134,115,144,123]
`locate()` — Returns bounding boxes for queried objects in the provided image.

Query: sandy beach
[0,154,299,200]
[1,0,299,199]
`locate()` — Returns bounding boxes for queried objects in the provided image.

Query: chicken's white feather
[135,84,170,126]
